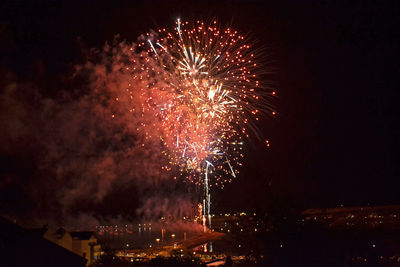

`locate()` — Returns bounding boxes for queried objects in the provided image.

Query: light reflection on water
[97,223,202,250]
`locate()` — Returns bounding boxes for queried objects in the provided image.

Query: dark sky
[0,0,399,222]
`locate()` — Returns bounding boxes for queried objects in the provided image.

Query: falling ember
[121,18,274,228]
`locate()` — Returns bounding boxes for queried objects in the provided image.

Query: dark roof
[27,225,49,237]
[0,216,87,267]
[70,231,95,240]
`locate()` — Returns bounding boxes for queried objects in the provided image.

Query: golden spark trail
[125,18,275,229]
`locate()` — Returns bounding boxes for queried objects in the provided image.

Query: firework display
[123,18,274,228]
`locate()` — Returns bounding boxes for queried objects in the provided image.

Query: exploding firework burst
[114,18,275,228]
[132,19,275,187]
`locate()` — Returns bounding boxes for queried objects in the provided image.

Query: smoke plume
[0,39,197,227]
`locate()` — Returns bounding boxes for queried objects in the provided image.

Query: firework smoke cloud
[0,18,273,227]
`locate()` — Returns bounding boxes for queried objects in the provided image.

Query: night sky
[1,0,399,224]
